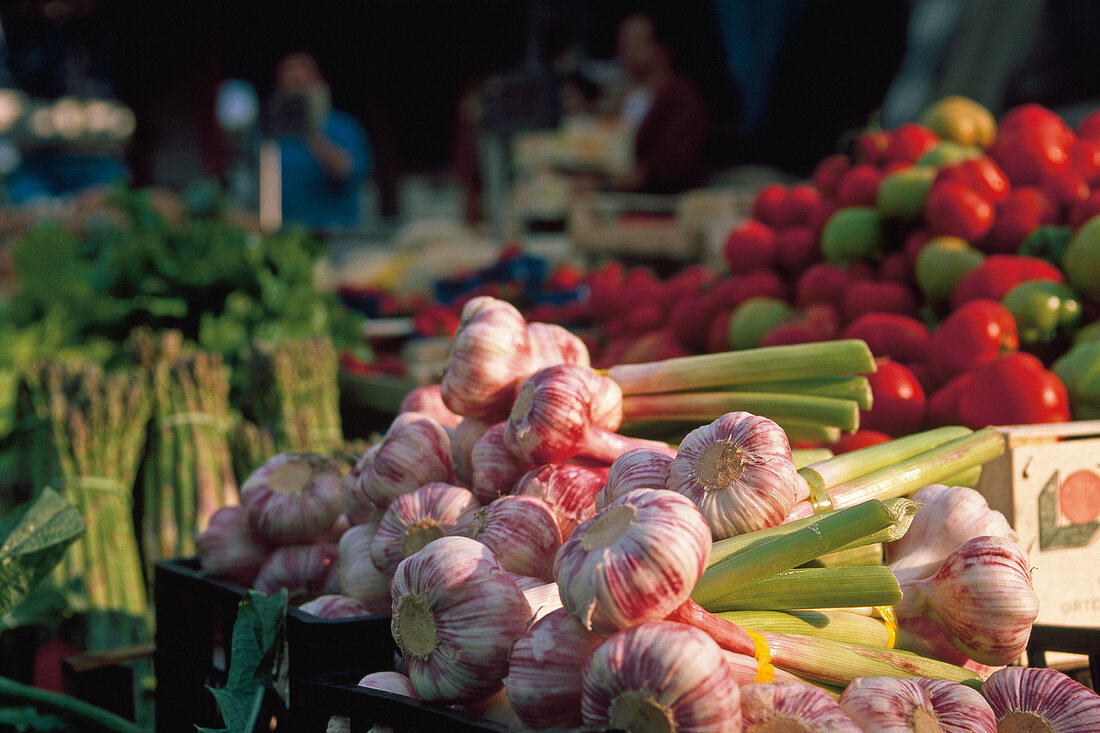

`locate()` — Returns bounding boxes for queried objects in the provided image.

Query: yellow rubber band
[746,629,775,683]
[874,606,898,649]
[593,368,611,377]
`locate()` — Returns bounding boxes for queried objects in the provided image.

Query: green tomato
[820,207,883,262]
[914,235,984,302]
[728,297,792,350]
[876,166,936,219]
[1063,215,1100,301]
[1002,280,1082,344]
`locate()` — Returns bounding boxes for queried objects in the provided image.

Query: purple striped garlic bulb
[371,483,479,579]
[504,607,603,730]
[337,523,391,615]
[895,535,1038,666]
[398,384,462,429]
[197,504,270,586]
[839,676,996,732]
[240,452,344,545]
[582,620,741,733]
[666,411,800,539]
[742,682,861,732]
[253,543,340,602]
[596,447,674,509]
[555,488,710,634]
[450,416,492,487]
[470,422,533,504]
[297,594,373,619]
[342,413,453,516]
[886,483,1017,584]
[467,495,562,581]
[440,296,540,419]
[527,321,591,371]
[982,666,1100,732]
[390,536,530,704]
[505,364,676,465]
[514,462,608,540]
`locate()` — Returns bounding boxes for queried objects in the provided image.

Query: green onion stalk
[20,360,152,651]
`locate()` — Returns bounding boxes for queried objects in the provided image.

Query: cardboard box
[975,420,1100,628]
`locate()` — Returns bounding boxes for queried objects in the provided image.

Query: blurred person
[612,11,710,193]
[269,51,371,229]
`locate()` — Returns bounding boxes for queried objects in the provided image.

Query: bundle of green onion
[19,360,151,650]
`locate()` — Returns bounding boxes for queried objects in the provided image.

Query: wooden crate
[568,192,698,261]
[974,420,1100,628]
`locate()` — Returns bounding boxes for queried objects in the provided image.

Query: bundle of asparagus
[245,335,344,456]
[128,329,238,585]
[229,418,278,487]
[19,360,151,650]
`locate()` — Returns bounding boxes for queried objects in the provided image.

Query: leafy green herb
[0,488,85,618]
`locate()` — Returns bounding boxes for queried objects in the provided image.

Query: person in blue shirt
[271,52,371,229]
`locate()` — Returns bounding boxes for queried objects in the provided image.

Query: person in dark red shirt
[613,11,710,194]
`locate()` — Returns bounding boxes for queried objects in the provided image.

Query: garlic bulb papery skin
[505,363,676,465]
[468,494,562,581]
[595,447,674,510]
[342,443,381,525]
[197,504,270,586]
[742,682,861,732]
[898,616,1003,678]
[582,620,741,733]
[399,384,462,429]
[514,462,608,540]
[839,676,996,733]
[555,488,711,634]
[297,594,373,619]
[451,417,493,487]
[894,535,1038,666]
[344,413,454,515]
[886,483,1018,584]
[337,524,392,615]
[440,296,539,420]
[982,666,1100,732]
[390,535,530,704]
[666,411,800,540]
[504,607,603,730]
[459,685,524,730]
[254,543,340,602]
[527,321,592,369]
[470,422,533,504]
[240,452,344,545]
[371,483,480,579]
[521,580,565,622]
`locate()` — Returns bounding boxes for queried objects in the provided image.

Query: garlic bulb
[886,483,1017,584]
[297,594,372,619]
[327,671,419,733]
[666,411,800,539]
[521,580,565,623]
[742,682,861,732]
[341,443,381,525]
[399,384,462,429]
[582,620,741,733]
[342,413,454,516]
[839,676,996,732]
[440,296,540,419]
[196,504,270,586]
[527,321,592,370]
[240,452,344,545]
[470,422,532,504]
[982,666,1100,732]
[504,607,603,730]
[459,685,524,730]
[514,462,608,540]
[316,513,351,544]
[555,488,710,634]
[898,616,1003,677]
[371,483,479,578]
[505,363,676,465]
[596,448,673,509]
[467,495,562,581]
[253,543,340,602]
[894,535,1038,666]
[337,523,391,615]
[450,416,492,487]
[390,535,530,704]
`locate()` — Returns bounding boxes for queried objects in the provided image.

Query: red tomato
[1071,191,1100,230]
[934,157,1010,204]
[842,281,919,322]
[980,186,1057,254]
[760,304,841,347]
[1078,109,1100,141]
[884,123,939,164]
[1040,168,1090,213]
[957,352,1071,428]
[778,184,822,228]
[925,180,995,241]
[669,294,714,353]
[813,154,852,200]
[842,312,930,364]
[832,429,892,453]
[861,360,927,436]
[854,129,892,166]
[927,299,1019,382]
[724,220,778,274]
[796,262,862,308]
[752,184,788,227]
[1071,138,1100,186]
[951,254,1065,307]
[877,251,913,285]
[776,226,820,275]
[836,164,883,207]
[926,371,974,426]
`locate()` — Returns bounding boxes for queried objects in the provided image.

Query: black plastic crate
[154,557,397,732]
[1026,624,1100,690]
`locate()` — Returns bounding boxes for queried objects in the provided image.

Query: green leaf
[0,489,85,618]
[0,705,69,731]
[0,584,73,632]
[200,588,288,733]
